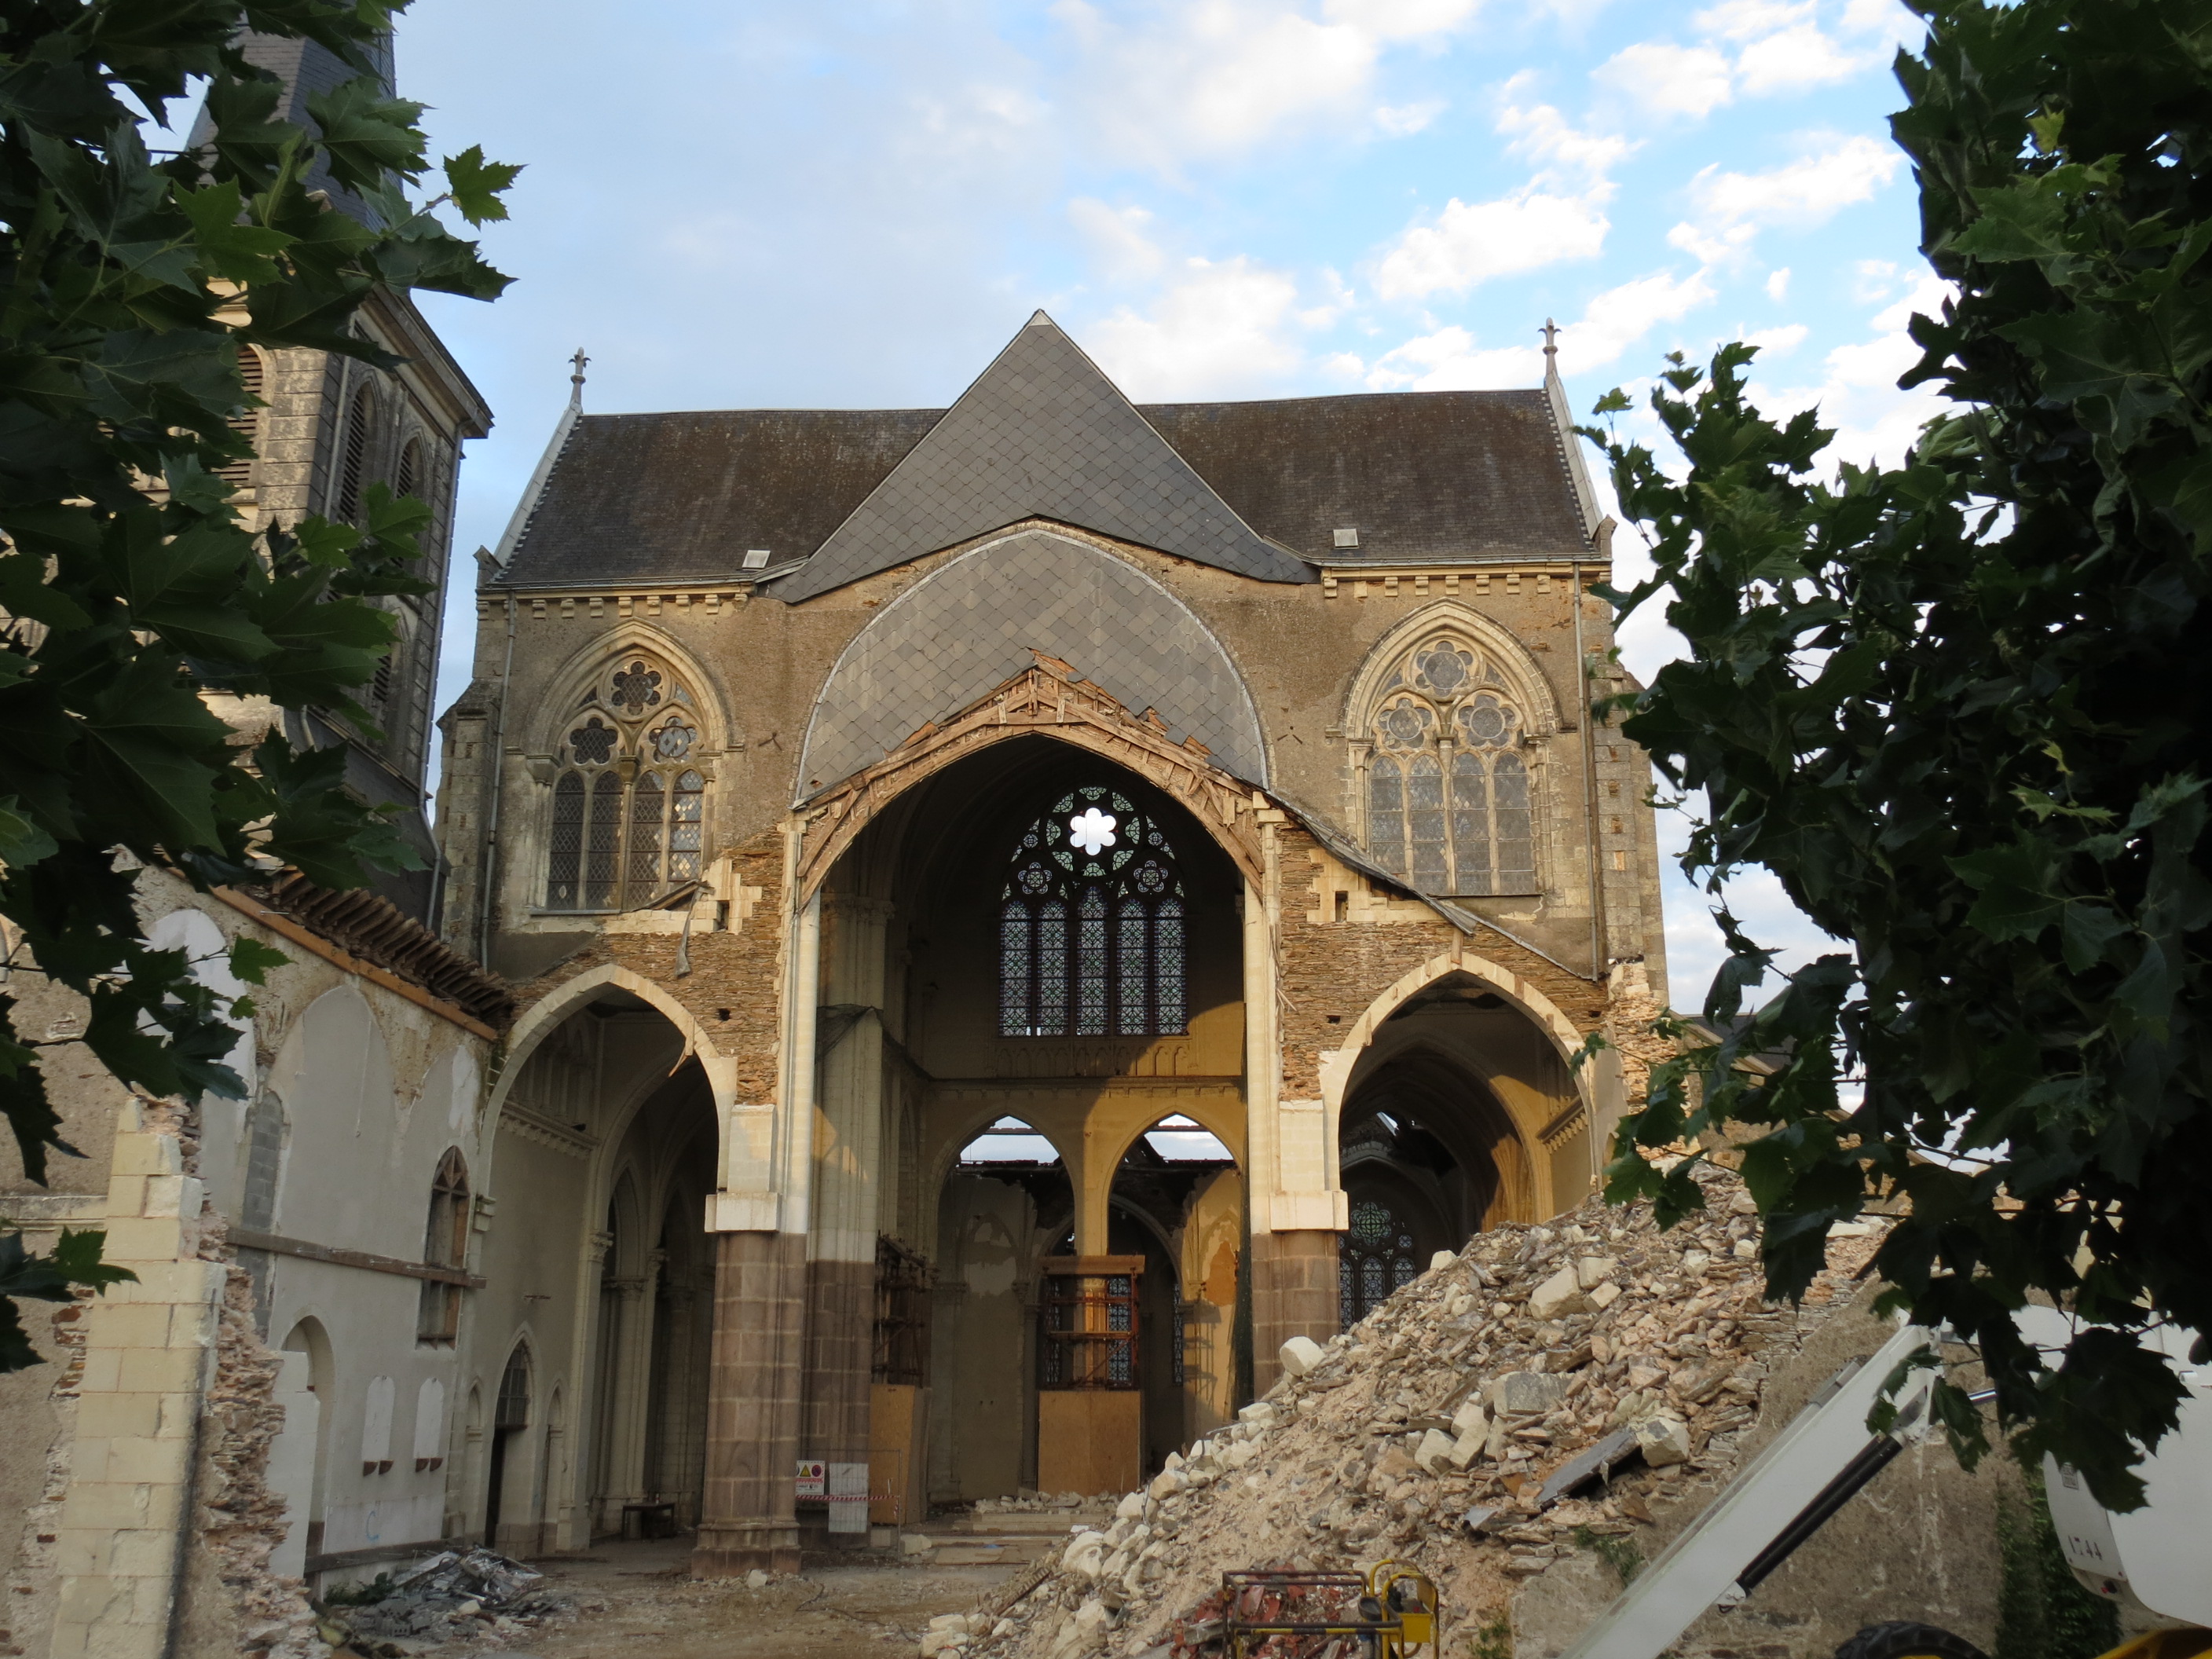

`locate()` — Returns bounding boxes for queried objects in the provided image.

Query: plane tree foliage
[1588,0,2211,1511]
[0,0,517,1368]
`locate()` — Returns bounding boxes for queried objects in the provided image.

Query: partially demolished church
[429,304,1672,1577]
[0,38,1675,1653]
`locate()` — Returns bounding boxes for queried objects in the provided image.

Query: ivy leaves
[1589,0,2211,1511]
[0,0,516,1367]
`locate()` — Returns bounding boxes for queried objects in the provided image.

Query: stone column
[1243,856,1346,1395]
[804,895,892,1544]
[694,1230,807,1574]
[694,882,816,1577]
[602,1262,660,1522]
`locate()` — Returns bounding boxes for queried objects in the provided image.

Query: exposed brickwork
[1274,826,1608,1098]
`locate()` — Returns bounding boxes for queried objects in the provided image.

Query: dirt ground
[395,1540,1023,1659]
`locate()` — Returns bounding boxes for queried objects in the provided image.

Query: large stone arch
[522,620,735,762]
[796,526,1270,801]
[796,661,1269,905]
[1317,950,1595,1212]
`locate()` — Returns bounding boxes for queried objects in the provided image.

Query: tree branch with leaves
[1584,0,2210,1511]
[0,0,518,1366]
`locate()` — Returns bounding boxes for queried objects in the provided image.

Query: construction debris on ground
[319,1547,583,1655]
[944,1165,1886,1659]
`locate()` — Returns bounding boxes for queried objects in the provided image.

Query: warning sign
[794,1459,826,1501]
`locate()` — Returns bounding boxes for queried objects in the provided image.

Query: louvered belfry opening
[217,344,263,489]
[335,383,375,523]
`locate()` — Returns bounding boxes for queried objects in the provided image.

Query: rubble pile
[966,1166,1885,1659]
[320,1547,574,1655]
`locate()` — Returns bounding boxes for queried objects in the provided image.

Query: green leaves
[441,145,522,226]
[0,1,516,1371]
[1592,0,2210,1518]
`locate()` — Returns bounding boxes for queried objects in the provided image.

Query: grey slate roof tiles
[797,529,1268,793]
[500,314,1599,593]
[773,313,1310,600]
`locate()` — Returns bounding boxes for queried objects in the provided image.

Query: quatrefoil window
[652,718,695,760]
[610,662,663,716]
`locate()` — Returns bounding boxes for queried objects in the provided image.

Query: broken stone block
[1412,1428,1456,1473]
[1635,1413,1693,1467]
[746,1568,771,1588]
[1429,1250,1458,1273]
[1574,1255,1619,1290]
[1237,1401,1277,1430]
[1589,1280,1623,1309]
[1451,1397,1487,1440]
[1115,1491,1145,1521]
[1062,1531,1107,1580]
[1486,1371,1566,1415]
[1279,1335,1325,1377]
[1730,1189,1759,1215]
[1147,1468,1186,1501]
[899,1534,935,1556]
[1529,1265,1588,1320]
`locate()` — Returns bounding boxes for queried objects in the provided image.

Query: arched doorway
[815,733,1251,1508]
[1335,972,1566,1297]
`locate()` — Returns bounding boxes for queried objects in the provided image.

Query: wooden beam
[229,1227,485,1289]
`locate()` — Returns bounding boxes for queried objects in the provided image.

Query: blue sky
[394,0,1950,1010]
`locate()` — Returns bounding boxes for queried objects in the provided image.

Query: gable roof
[497,325,1602,593]
[771,313,1311,600]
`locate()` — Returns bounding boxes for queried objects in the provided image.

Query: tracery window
[544,656,709,911]
[999,786,1186,1038]
[1338,1194,1418,1326]
[1361,634,1536,895]
[416,1148,470,1346]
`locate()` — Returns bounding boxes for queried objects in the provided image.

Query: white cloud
[1375,99,1446,136]
[1364,264,1715,389]
[1496,80,1636,176]
[1735,22,1866,93]
[1322,0,1482,41]
[1743,321,1808,356]
[1049,0,1486,169]
[1690,134,1900,229]
[1841,0,1922,47]
[1667,217,1757,269]
[1592,41,1734,119]
[1083,255,1311,397]
[1766,266,1792,301]
[1372,186,1612,299]
[1068,198,1165,282]
[1692,0,1812,40]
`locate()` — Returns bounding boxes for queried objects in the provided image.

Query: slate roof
[500,317,1599,594]
[187,33,397,224]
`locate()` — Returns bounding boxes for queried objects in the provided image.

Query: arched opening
[475,979,721,1552]
[930,1115,1072,1503]
[1335,971,1576,1299]
[813,731,1250,1514]
[581,1060,718,1538]
[1101,1114,1239,1472]
[417,1148,470,1346]
[278,1317,334,1560]
[485,1342,532,1553]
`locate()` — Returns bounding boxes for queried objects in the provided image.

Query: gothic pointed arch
[531,636,726,913]
[1341,603,1562,899]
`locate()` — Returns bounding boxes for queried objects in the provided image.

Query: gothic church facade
[433,310,1670,1573]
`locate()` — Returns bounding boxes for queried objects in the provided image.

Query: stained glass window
[1338,1194,1419,1326]
[543,660,716,912]
[998,787,1188,1038]
[1361,639,1540,896]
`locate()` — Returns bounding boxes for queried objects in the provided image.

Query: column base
[691,1522,802,1578]
[1251,1229,1342,1394]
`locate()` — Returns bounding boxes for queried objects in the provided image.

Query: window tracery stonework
[999,786,1187,1039]
[1351,629,1543,896]
[544,654,708,911]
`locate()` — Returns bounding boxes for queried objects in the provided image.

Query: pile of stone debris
[320,1547,576,1656]
[953,1165,1884,1659]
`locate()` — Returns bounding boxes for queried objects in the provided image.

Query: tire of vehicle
[1834,1622,1993,1659]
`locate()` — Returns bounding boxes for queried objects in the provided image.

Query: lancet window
[544,656,708,911]
[1360,634,1536,895]
[999,786,1187,1038]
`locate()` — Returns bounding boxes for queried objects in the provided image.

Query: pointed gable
[769,313,1313,601]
